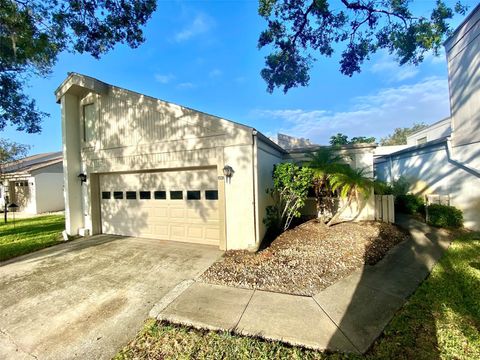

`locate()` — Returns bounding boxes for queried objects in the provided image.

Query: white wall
[406,118,451,146]
[375,141,480,230]
[445,5,480,148]
[223,143,256,250]
[255,138,284,247]
[34,172,65,213]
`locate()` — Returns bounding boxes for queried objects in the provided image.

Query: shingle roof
[2,152,62,174]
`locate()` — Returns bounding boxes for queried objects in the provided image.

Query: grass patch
[0,214,65,262]
[369,231,480,359]
[116,232,480,359]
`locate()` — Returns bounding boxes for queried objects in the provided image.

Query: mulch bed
[200,220,410,296]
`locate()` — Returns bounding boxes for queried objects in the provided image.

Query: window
[417,137,427,145]
[140,191,151,200]
[126,191,137,200]
[205,190,218,200]
[154,191,166,200]
[170,191,183,200]
[83,103,95,142]
[187,190,201,200]
[102,191,111,199]
[113,191,123,199]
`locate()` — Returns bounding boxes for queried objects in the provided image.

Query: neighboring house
[406,117,451,146]
[375,4,480,230]
[269,133,314,150]
[0,152,65,214]
[56,73,376,250]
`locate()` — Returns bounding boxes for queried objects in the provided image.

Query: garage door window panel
[154,191,166,200]
[205,190,218,200]
[113,191,123,199]
[126,191,137,200]
[170,191,183,200]
[140,191,151,200]
[102,191,111,199]
[187,191,201,200]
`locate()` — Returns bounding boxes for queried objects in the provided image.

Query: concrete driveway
[0,235,221,360]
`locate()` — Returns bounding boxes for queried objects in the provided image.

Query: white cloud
[209,68,222,77]
[154,73,174,84]
[174,13,213,42]
[177,82,196,89]
[253,77,450,144]
[370,53,419,82]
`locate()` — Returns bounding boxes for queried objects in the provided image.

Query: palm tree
[327,166,373,226]
[306,148,346,222]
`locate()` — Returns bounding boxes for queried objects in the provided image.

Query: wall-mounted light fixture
[223,165,234,183]
[78,173,87,184]
[223,165,234,178]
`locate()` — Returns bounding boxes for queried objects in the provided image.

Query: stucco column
[61,93,83,235]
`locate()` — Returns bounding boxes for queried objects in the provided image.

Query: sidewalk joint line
[233,289,255,331]
[311,296,361,353]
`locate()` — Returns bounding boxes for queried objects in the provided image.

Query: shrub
[395,194,425,215]
[374,177,410,196]
[374,180,393,195]
[427,204,463,228]
[264,163,313,233]
[391,176,410,196]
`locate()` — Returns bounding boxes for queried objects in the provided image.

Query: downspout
[252,129,259,251]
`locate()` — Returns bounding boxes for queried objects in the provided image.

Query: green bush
[395,194,425,215]
[427,204,463,228]
[374,180,393,195]
[264,163,313,233]
[391,177,410,196]
[375,177,410,196]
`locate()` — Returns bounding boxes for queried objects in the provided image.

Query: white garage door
[99,168,220,246]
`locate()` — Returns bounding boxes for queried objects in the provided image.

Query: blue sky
[4,0,475,154]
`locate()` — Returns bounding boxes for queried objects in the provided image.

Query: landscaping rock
[200,220,409,296]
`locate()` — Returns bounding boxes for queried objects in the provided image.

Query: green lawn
[115,231,480,360]
[0,214,65,262]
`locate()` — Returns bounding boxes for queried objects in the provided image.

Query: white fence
[375,195,395,223]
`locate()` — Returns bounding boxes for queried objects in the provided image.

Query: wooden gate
[375,195,395,223]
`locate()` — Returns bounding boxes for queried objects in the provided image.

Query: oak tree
[1,0,157,134]
[258,0,468,93]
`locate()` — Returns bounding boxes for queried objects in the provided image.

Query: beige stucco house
[56,73,375,250]
[0,152,64,214]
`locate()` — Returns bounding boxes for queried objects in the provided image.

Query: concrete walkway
[152,215,452,354]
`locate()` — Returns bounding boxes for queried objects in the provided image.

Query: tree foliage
[0,139,30,165]
[264,162,313,232]
[0,0,157,133]
[379,122,428,145]
[327,166,373,226]
[329,133,376,145]
[306,147,346,220]
[258,0,468,93]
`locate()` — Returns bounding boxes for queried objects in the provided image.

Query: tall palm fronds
[306,148,347,221]
[327,166,373,226]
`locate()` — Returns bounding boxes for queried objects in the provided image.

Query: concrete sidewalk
[151,216,452,354]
